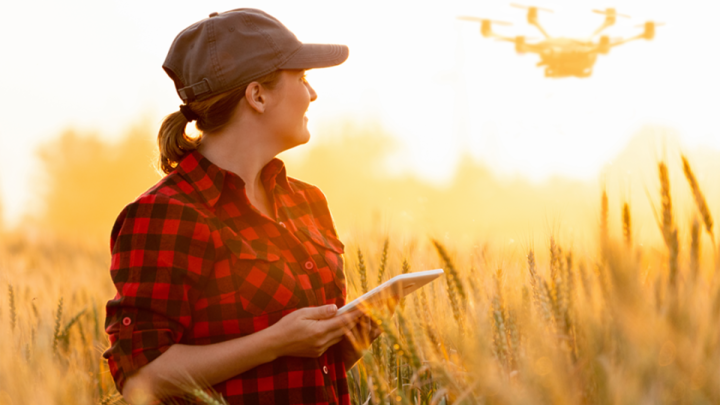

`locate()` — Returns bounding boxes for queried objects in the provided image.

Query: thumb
[304,304,338,320]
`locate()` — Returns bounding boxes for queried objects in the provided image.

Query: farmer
[103,9,379,404]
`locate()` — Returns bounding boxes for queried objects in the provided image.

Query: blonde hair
[157,70,282,174]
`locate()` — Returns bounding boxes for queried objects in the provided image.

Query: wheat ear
[357,249,369,294]
[622,202,632,248]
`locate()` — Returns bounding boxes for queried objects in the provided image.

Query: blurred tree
[0,186,4,230]
[34,120,711,246]
[36,125,160,236]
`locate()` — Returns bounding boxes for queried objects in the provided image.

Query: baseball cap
[163,8,349,103]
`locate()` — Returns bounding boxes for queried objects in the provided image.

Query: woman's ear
[245,82,266,113]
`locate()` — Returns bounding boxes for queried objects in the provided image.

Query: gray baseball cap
[163,8,349,103]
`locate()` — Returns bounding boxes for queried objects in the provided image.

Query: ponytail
[157,110,201,174]
[157,70,283,174]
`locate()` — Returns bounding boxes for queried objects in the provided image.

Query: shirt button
[304,260,314,270]
[322,365,329,374]
[122,317,132,326]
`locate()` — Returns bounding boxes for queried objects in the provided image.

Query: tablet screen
[336,269,444,315]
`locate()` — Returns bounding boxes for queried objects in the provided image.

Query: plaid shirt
[104,150,349,404]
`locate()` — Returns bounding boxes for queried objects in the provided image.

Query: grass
[2,156,720,404]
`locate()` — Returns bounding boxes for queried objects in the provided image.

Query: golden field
[1,124,720,404]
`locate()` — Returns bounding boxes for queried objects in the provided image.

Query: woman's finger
[322,311,361,334]
[326,320,358,342]
[324,335,345,351]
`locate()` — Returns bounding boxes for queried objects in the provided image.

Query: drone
[458,4,663,78]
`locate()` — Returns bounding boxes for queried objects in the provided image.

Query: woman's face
[265,69,317,150]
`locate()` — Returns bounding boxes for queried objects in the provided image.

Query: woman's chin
[284,132,311,150]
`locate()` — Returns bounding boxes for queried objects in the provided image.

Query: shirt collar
[177,150,291,208]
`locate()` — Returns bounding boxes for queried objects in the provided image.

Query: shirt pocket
[297,224,347,297]
[227,235,300,316]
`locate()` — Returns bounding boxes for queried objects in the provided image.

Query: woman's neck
[198,121,279,219]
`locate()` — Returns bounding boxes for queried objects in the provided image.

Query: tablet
[336,269,444,316]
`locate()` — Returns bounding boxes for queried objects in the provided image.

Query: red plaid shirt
[104,150,349,404]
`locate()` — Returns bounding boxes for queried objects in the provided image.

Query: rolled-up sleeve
[103,194,214,392]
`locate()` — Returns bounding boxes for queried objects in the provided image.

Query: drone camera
[598,36,610,54]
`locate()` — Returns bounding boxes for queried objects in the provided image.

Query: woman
[104,9,379,404]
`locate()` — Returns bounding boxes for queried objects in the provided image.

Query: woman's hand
[344,314,382,349]
[271,305,363,358]
[339,311,387,370]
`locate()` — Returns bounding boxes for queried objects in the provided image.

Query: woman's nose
[307,83,318,102]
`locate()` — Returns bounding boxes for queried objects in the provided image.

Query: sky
[1,0,719,225]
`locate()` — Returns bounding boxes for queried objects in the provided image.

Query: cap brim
[280,43,349,70]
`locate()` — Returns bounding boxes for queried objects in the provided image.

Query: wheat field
[1,155,719,405]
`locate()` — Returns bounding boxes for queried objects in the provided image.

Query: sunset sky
[1,0,718,225]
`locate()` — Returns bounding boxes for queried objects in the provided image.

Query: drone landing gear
[576,69,592,78]
[543,66,592,78]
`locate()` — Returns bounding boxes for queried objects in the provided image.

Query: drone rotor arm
[513,39,543,54]
[492,33,516,42]
[591,8,631,37]
[592,21,612,37]
[457,16,513,38]
[609,34,644,48]
[522,45,544,54]
[531,21,551,39]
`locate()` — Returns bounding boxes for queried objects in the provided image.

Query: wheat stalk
[577,262,592,300]
[527,250,553,323]
[31,298,39,321]
[377,238,389,285]
[400,259,410,311]
[659,162,680,287]
[601,189,609,255]
[659,162,674,243]
[564,251,575,311]
[521,286,531,319]
[98,392,122,405]
[506,308,521,369]
[490,294,508,369]
[682,155,714,241]
[191,388,229,405]
[466,266,481,301]
[550,237,562,282]
[491,268,517,372]
[8,284,16,330]
[691,218,700,279]
[396,310,423,370]
[432,239,466,301]
[418,287,442,357]
[432,239,466,334]
[57,309,87,350]
[52,297,64,355]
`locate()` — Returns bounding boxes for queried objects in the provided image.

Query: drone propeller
[592,8,630,18]
[510,3,553,13]
[636,22,665,27]
[634,21,664,40]
[493,36,539,41]
[457,16,512,25]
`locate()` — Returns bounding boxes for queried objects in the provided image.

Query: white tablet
[336,269,444,316]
